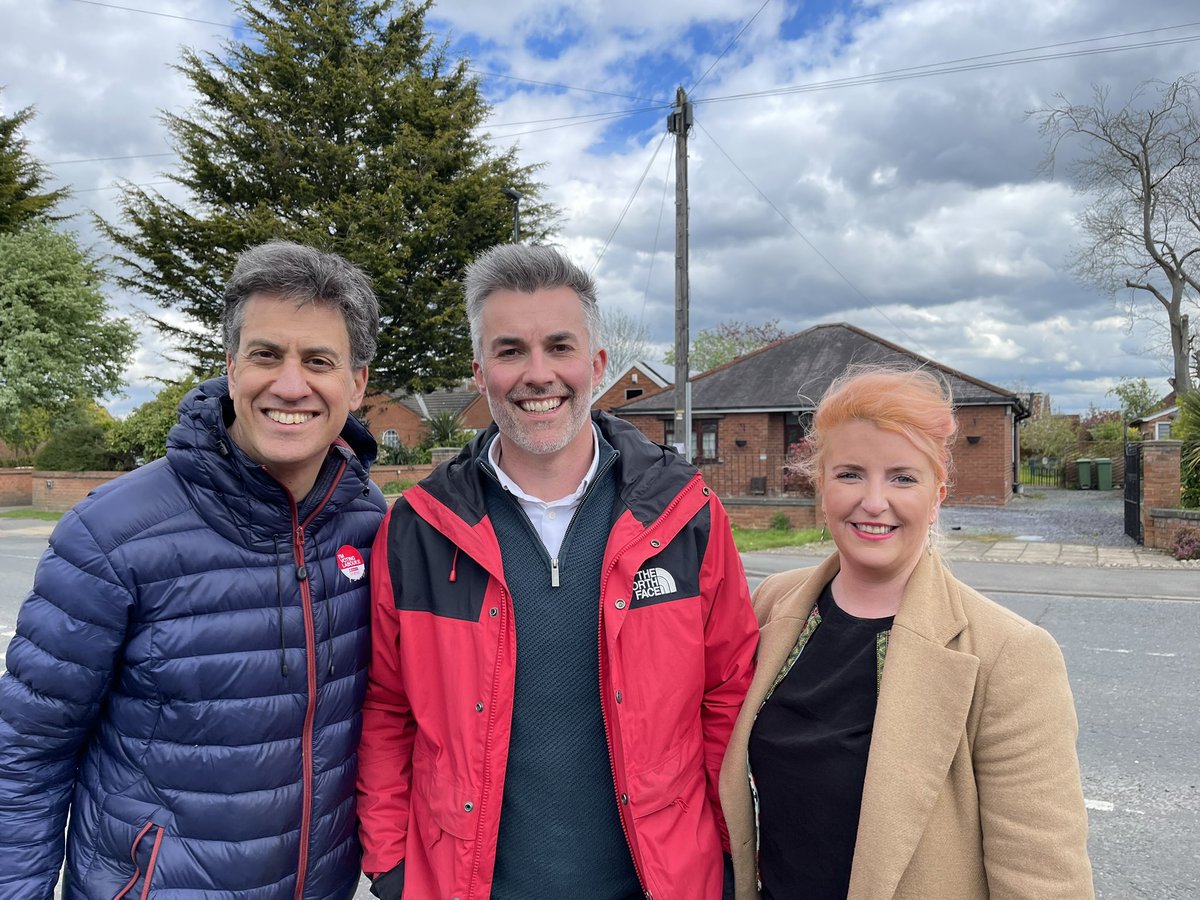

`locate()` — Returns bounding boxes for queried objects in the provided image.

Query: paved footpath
[751,535,1197,569]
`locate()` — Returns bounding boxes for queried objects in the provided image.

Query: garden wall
[0,468,33,506]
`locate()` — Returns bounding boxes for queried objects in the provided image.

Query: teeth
[267,410,315,425]
[856,523,895,534]
[519,398,562,413]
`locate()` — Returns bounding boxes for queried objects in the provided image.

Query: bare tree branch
[1035,76,1200,392]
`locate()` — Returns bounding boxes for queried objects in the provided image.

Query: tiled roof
[619,323,1025,414]
[393,388,480,418]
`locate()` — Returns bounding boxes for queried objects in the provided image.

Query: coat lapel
[848,553,980,900]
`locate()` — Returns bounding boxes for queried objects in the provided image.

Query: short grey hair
[222,240,380,370]
[463,244,601,359]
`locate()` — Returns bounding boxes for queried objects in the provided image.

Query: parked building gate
[1124,442,1142,544]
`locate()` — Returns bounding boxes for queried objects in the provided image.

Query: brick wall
[370,464,438,491]
[360,396,429,448]
[595,368,668,412]
[946,406,1014,507]
[33,470,127,512]
[0,468,33,505]
[1147,507,1200,554]
[722,497,818,530]
[1140,441,1183,551]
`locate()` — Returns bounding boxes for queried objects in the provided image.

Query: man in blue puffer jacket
[0,240,387,899]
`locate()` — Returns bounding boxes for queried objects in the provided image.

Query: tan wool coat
[718,551,1095,899]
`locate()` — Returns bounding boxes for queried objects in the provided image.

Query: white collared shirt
[487,424,601,559]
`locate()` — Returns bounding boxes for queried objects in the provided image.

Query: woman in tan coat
[719,367,1094,899]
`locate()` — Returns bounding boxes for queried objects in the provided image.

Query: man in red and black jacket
[358,244,758,900]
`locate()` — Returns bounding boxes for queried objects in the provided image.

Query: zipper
[480,450,620,590]
[114,821,165,900]
[596,474,706,898]
[467,582,511,899]
[264,460,346,900]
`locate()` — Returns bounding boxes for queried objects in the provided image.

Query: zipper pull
[551,557,560,588]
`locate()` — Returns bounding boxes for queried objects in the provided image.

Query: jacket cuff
[369,862,405,900]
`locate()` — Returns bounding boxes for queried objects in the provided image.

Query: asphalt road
[3,522,1198,898]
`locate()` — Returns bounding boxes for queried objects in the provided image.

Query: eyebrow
[489,330,579,349]
[243,337,343,359]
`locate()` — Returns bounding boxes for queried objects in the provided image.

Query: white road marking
[1084,799,1115,812]
[1145,652,1177,657]
[1086,646,1132,654]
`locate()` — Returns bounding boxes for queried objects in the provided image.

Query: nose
[860,477,889,516]
[272,357,312,401]
[523,348,554,385]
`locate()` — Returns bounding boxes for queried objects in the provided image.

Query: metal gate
[1124,442,1142,544]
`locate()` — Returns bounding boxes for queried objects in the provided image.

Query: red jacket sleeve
[356,508,416,875]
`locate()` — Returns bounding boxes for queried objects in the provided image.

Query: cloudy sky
[3,0,1199,415]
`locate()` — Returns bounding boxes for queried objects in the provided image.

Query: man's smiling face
[227,292,367,499]
[472,285,606,467]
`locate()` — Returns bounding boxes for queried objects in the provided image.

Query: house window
[625,388,644,401]
[381,429,399,449]
[1155,421,1173,439]
[664,418,720,461]
[784,411,812,454]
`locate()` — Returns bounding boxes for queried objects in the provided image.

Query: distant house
[613,323,1029,507]
[594,360,671,411]
[361,383,492,452]
[1130,399,1179,441]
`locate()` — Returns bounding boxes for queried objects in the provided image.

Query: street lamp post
[501,187,522,242]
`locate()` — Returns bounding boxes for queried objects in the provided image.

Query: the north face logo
[632,567,677,601]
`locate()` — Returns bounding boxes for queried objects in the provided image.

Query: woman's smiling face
[820,419,947,585]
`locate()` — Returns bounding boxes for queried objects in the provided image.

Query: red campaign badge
[336,545,366,581]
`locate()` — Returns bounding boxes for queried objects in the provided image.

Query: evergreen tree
[100,0,554,389]
[0,97,70,233]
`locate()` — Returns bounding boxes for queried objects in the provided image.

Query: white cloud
[3,0,1197,416]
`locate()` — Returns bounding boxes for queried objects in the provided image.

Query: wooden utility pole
[668,86,693,460]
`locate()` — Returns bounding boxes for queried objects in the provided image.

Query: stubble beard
[487,387,591,457]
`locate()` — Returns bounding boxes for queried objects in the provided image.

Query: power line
[487,104,669,129]
[470,68,664,104]
[693,120,933,358]
[689,0,774,95]
[48,152,175,166]
[591,130,671,276]
[63,0,231,28]
[71,179,175,194]
[485,107,665,140]
[697,23,1200,105]
[640,149,675,330]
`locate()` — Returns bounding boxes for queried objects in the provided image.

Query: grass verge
[732,526,824,552]
[0,509,63,522]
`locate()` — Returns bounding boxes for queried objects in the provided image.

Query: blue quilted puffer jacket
[0,377,386,899]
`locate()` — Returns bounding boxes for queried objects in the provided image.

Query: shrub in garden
[1172,526,1200,561]
[769,512,792,532]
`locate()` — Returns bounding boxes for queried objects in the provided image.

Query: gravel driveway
[941,486,1134,547]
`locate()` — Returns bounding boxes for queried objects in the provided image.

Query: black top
[747,582,893,900]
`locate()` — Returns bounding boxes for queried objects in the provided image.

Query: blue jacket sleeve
[0,508,134,897]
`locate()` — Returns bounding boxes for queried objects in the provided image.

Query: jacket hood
[166,376,380,548]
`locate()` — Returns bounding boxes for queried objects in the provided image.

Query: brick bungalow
[614,323,1028,509]
[594,360,671,411]
[360,384,492,452]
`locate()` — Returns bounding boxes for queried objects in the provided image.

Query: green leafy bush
[34,424,131,471]
[1176,391,1200,509]
[380,479,417,494]
[769,511,792,532]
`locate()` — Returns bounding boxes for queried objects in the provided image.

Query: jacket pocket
[627,730,705,819]
[409,744,478,895]
[113,819,165,900]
